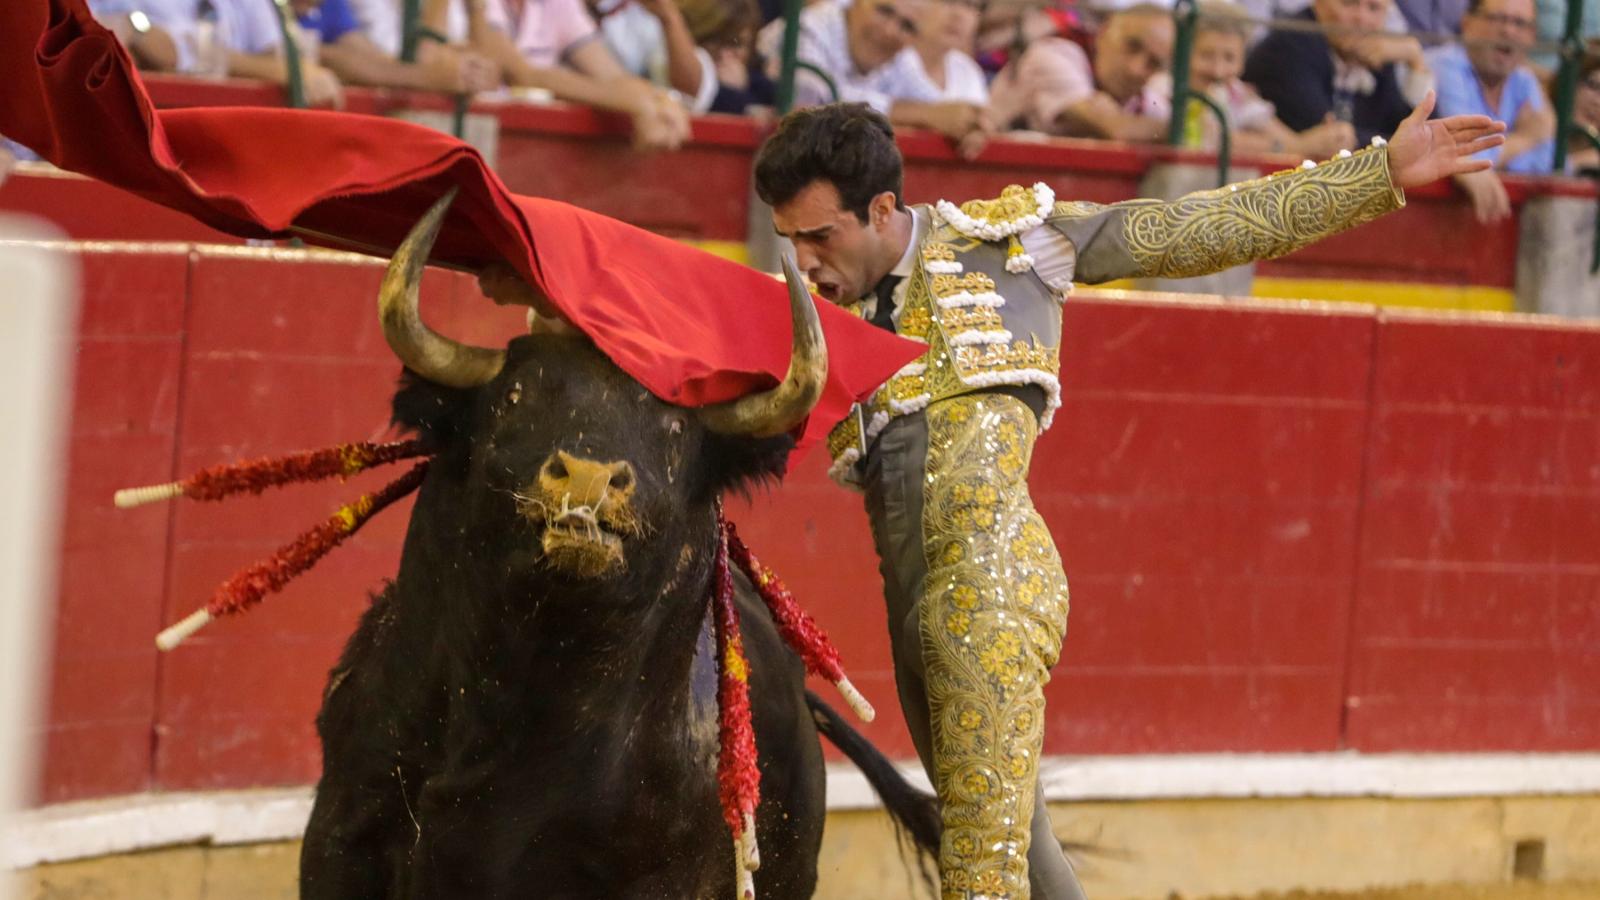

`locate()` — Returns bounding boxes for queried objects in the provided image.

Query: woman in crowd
[680,0,776,115]
[1565,52,1600,174]
[1151,1,1354,157]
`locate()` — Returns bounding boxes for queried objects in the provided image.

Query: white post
[0,219,79,899]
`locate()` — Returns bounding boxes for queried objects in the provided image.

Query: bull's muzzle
[527,450,640,578]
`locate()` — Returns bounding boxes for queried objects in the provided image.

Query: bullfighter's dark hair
[754,103,905,222]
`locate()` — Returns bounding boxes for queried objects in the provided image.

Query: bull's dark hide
[299,336,927,899]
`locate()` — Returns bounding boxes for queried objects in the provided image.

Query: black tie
[868,274,902,332]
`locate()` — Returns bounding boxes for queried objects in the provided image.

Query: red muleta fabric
[0,0,924,446]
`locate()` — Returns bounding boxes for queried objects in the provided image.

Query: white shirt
[756,1,938,113]
[908,49,988,105]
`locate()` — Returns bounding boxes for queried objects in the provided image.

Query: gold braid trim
[1120,145,1403,279]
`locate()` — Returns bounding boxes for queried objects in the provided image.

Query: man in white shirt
[757,0,993,157]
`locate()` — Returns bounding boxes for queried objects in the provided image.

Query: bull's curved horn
[379,188,506,388]
[697,255,828,438]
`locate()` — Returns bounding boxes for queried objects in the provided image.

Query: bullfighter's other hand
[478,263,577,336]
[1385,90,1506,190]
[479,263,556,316]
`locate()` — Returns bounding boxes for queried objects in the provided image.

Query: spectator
[92,1,185,70]
[1566,53,1600,173]
[464,0,694,151]
[587,0,719,112]
[289,0,500,93]
[973,2,1088,75]
[1428,0,1553,220]
[755,0,992,155]
[679,0,777,115]
[910,0,988,104]
[988,3,1173,141]
[1243,0,1434,146]
[88,0,347,107]
[1148,1,1356,155]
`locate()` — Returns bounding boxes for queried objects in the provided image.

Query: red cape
[0,0,923,446]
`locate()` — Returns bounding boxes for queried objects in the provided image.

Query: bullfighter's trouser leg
[864,393,1084,900]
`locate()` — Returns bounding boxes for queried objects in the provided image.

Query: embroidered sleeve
[1049,144,1405,285]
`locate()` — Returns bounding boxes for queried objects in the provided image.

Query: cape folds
[0,0,924,446]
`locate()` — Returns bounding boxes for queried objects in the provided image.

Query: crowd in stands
[5,0,1600,211]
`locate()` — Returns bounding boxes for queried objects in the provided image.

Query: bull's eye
[505,382,522,406]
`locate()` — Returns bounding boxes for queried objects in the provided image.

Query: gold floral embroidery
[941,306,1006,334]
[826,410,862,463]
[1119,145,1403,279]
[957,184,1047,229]
[930,271,997,300]
[921,394,1071,900]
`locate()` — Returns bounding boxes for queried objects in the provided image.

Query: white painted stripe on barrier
[7,754,1600,869]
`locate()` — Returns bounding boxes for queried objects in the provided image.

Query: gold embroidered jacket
[826,144,1405,486]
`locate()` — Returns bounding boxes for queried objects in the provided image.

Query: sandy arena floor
[1199,882,1600,900]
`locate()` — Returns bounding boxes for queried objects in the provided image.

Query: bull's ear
[390,369,475,444]
[698,432,795,499]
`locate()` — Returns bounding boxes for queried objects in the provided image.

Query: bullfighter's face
[773,180,904,306]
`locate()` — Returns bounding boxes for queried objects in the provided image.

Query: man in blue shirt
[1427,0,1555,221]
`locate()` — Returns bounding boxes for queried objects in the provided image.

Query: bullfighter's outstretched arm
[1052,144,1404,284]
[1047,92,1506,285]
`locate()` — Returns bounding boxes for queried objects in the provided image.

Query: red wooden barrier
[1347,312,1600,751]
[29,245,1600,806]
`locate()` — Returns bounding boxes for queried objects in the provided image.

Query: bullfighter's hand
[479,263,558,316]
[1385,90,1506,190]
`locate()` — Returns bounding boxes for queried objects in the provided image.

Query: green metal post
[776,0,803,113]
[1552,0,1584,172]
[453,93,470,139]
[1189,91,1232,188]
[795,62,840,103]
[271,0,307,109]
[1167,0,1198,146]
[400,0,422,63]
[1166,0,1230,186]
[1570,124,1600,273]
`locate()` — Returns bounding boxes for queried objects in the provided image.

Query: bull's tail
[806,690,940,858]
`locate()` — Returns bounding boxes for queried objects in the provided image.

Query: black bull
[298,197,938,899]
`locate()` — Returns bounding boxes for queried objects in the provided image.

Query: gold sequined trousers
[862,393,1081,900]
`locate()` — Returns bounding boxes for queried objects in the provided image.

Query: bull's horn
[697,255,828,438]
[379,188,506,388]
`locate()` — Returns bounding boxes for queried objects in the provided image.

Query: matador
[751,97,1503,899]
